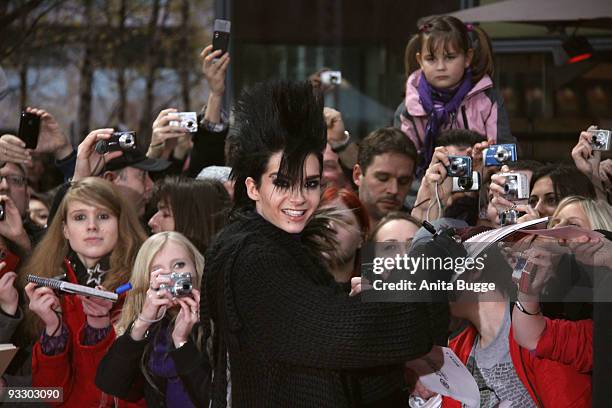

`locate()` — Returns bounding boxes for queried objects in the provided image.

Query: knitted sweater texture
[203,212,444,407]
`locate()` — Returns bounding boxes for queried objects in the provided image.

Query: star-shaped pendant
[86,263,107,286]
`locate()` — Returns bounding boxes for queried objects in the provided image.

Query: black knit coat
[203,212,446,407]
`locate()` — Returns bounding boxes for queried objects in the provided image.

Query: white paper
[406,346,480,408]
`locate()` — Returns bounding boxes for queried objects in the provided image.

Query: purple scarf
[417,69,473,177]
[148,322,196,408]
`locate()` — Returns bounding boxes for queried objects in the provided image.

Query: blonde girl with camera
[96,232,210,408]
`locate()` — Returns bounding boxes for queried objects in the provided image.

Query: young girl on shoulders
[399,15,514,175]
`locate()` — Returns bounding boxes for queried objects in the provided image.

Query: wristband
[127,319,149,340]
[515,299,541,316]
[330,131,352,153]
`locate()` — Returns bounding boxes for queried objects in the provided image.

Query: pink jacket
[399,70,514,153]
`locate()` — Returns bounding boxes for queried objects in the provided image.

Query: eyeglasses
[0,175,27,187]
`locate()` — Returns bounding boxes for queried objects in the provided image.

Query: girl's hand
[79,287,113,329]
[25,283,62,336]
[0,262,18,316]
[141,269,174,321]
[200,45,230,97]
[151,109,188,147]
[171,289,200,348]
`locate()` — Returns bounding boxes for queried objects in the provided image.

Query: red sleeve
[536,317,593,373]
[32,328,74,406]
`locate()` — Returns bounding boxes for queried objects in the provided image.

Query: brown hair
[153,177,230,253]
[370,211,422,241]
[357,127,417,174]
[404,15,494,83]
[21,177,147,337]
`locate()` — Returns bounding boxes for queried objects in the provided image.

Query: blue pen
[115,282,132,295]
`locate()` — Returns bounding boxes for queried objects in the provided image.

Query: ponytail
[403,16,495,83]
[468,24,494,82]
[404,33,421,79]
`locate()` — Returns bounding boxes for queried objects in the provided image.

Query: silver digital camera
[452,171,480,192]
[500,208,526,226]
[170,112,198,133]
[321,70,342,85]
[484,143,517,166]
[589,129,611,151]
[160,272,193,298]
[446,156,472,178]
[498,172,529,201]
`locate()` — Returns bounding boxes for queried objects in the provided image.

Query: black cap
[103,150,171,173]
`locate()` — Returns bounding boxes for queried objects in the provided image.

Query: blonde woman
[512,196,612,381]
[23,177,147,407]
[548,196,612,231]
[96,232,210,408]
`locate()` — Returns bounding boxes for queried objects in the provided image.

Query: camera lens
[495,148,510,162]
[458,176,473,190]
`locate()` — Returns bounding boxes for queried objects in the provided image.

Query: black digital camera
[94,131,136,154]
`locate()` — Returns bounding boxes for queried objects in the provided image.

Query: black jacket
[95,322,211,407]
[203,211,446,407]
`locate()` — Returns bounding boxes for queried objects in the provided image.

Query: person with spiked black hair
[202,80,447,407]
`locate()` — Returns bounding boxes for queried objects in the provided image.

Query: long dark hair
[228,80,327,212]
[530,164,596,205]
[152,177,230,253]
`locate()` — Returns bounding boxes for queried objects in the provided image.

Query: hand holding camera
[572,126,601,178]
[470,140,489,173]
[201,44,230,97]
[172,288,200,348]
[74,128,123,182]
[411,147,453,221]
[22,107,72,160]
[424,147,453,198]
[489,166,538,226]
[572,126,609,201]
[0,134,32,166]
[149,109,191,158]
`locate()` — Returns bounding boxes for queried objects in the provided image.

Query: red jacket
[442,323,591,408]
[536,317,593,374]
[31,260,145,408]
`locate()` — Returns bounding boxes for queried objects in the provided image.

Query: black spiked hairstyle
[229,80,327,210]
